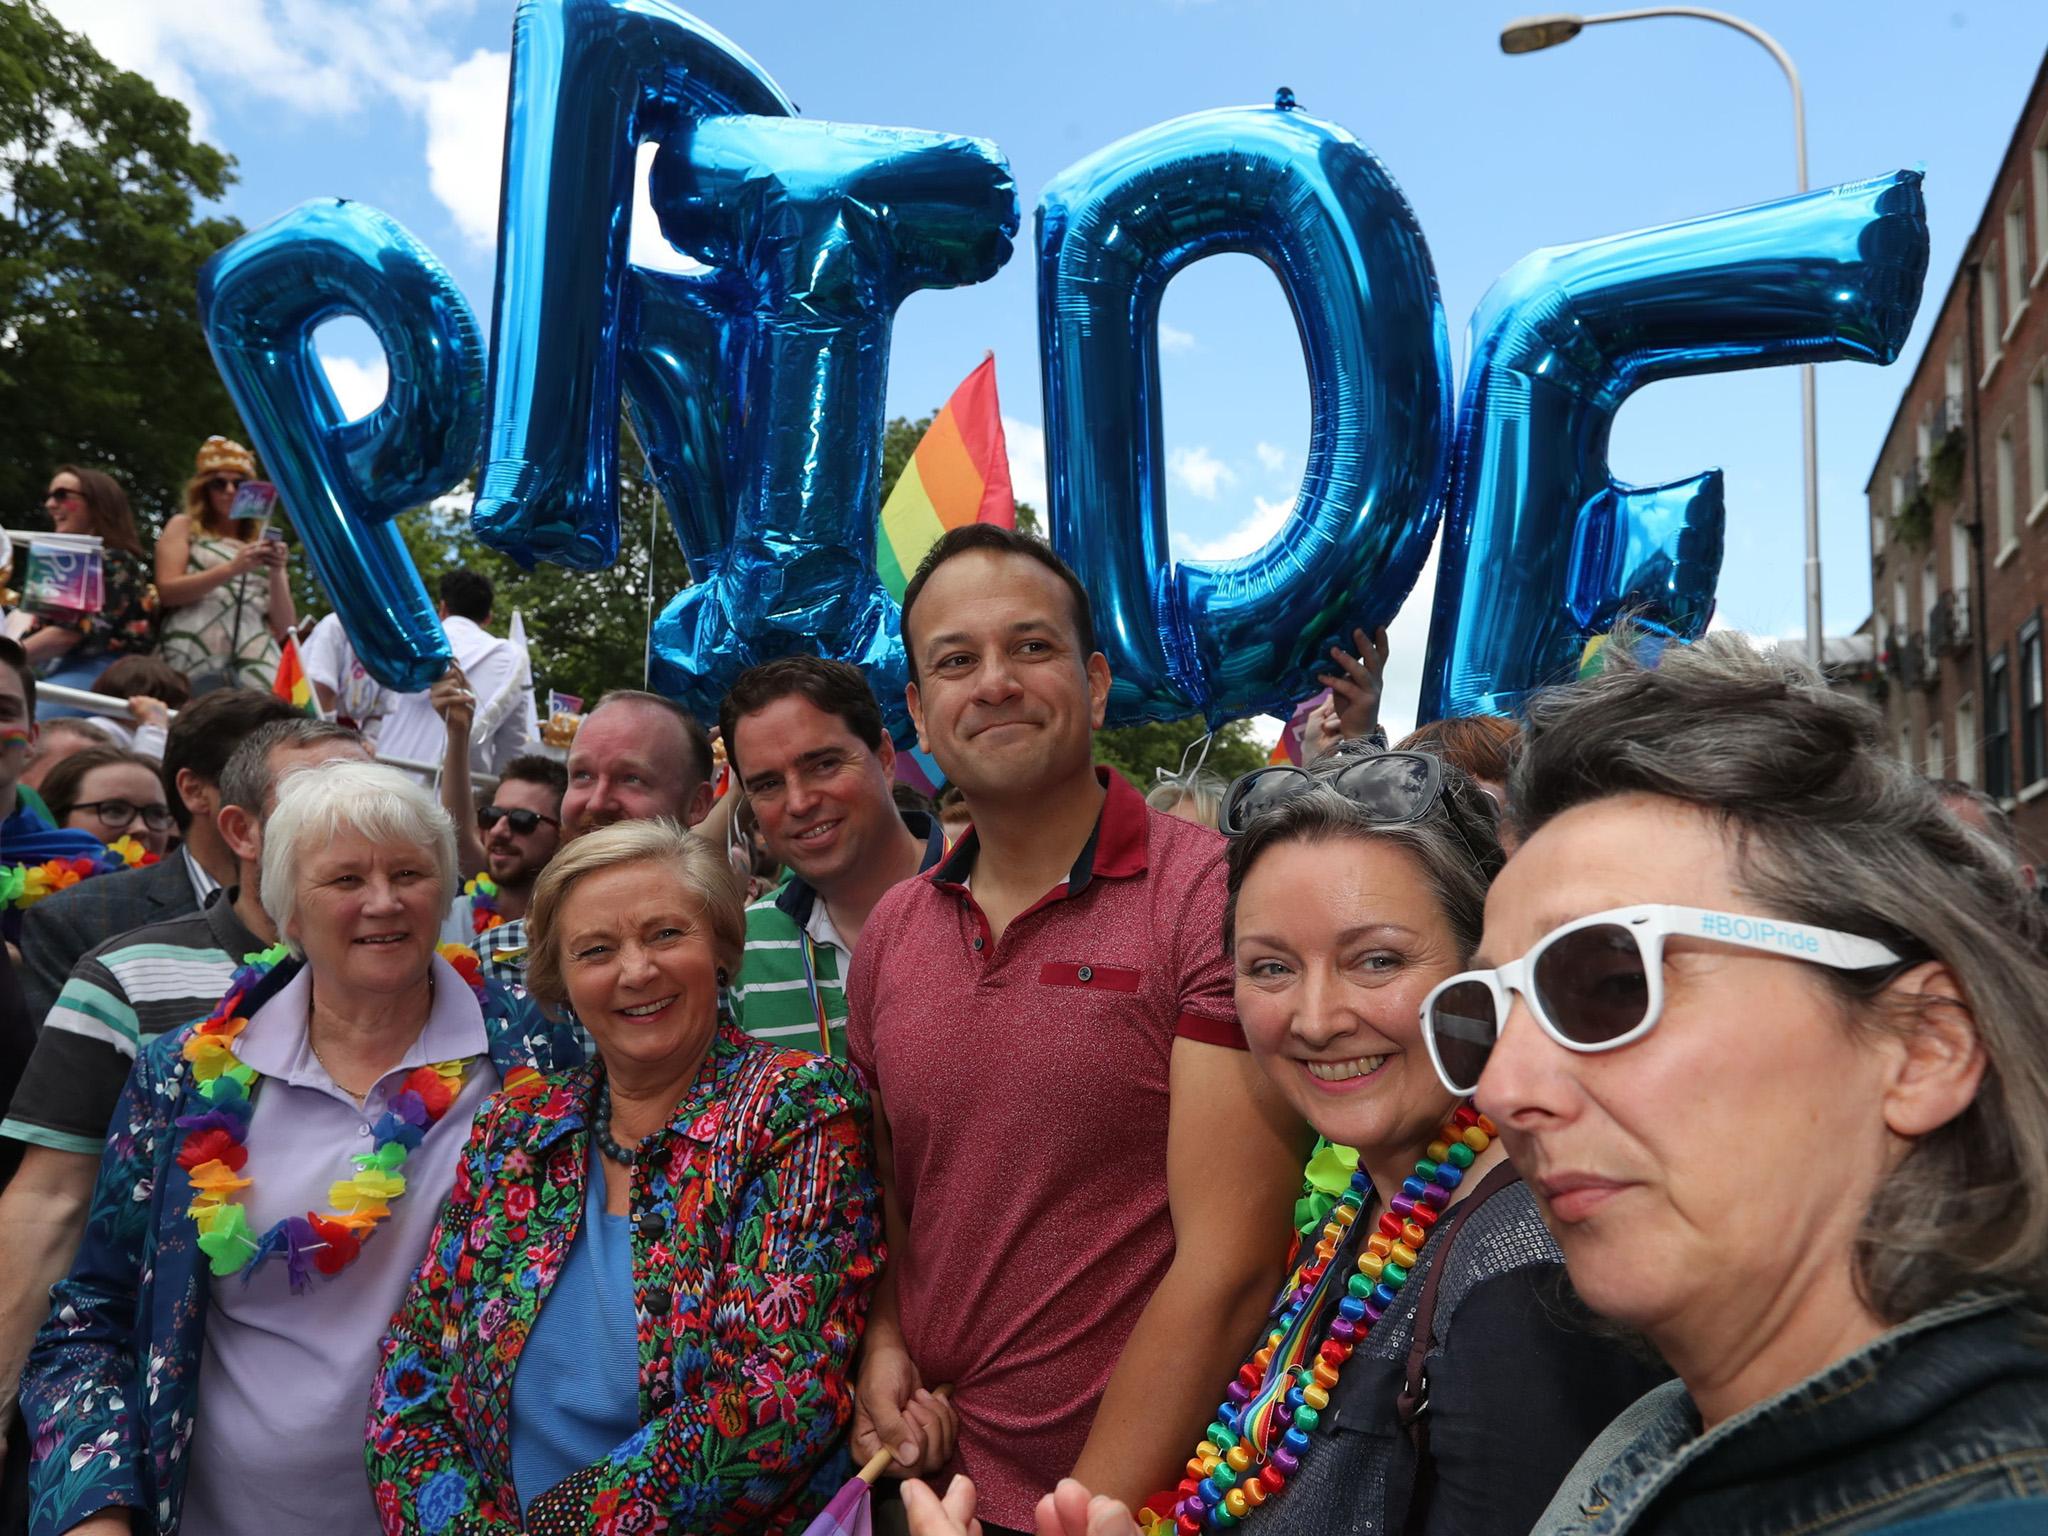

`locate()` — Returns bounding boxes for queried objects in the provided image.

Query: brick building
[1862,49,2048,854]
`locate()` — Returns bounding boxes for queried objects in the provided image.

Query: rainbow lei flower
[463,873,505,935]
[177,941,500,1291]
[0,834,158,910]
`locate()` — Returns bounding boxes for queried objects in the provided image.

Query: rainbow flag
[877,353,1015,600]
[273,632,316,716]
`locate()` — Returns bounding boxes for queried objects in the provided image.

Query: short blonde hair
[524,819,745,1008]
[261,760,457,954]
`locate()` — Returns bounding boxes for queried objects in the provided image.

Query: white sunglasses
[1419,904,1904,1096]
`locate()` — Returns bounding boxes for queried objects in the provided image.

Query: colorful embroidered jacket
[365,1020,881,1536]
[18,959,582,1536]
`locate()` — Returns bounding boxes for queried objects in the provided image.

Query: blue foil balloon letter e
[198,198,484,694]
[1419,169,1929,720]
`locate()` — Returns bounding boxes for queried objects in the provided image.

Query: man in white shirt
[374,572,533,781]
[300,611,391,742]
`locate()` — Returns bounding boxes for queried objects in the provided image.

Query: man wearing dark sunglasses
[439,755,566,942]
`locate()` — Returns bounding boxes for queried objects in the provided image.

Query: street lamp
[1500,8,1822,668]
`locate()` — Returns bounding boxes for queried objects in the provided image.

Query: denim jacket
[19,956,582,1536]
[1531,1291,2048,1536]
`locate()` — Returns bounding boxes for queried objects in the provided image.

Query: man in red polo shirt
[848,526,1306,1533]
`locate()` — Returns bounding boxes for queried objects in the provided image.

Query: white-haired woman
[367,819,882,1535]
[20,760,581,1536]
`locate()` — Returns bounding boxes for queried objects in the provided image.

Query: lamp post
[1501,9,1822,668]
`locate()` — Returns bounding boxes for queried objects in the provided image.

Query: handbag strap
[1396,1159,1522,1436]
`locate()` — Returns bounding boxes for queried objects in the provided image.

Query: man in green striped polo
[721,658,944,1059]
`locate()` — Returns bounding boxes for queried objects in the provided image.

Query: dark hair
[43,744,165,828]
[1514,628,2048,1319]
[92,654,192,709]
[892,781,934,818]
[499,752,569,802]
[50,465,144,558]
[0,636,35,720]
[439,569,494,624]
[587,689,714,790]
[1928,776,2021,861]
[719,656,886,779]
[1397,715,1521,788]
[218,717,365,814]
[898,524,1096,686]
[161,689,306,832]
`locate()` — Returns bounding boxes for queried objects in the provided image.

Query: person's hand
[256,537,289,570]
[902,1474,982,1536]
[852,1341,957,1477]
[226,540,268,577]
[1316,624,1387,742]
[430,664,476,732]
[127,695,171,731]
[1033,1478,1141,1536]
[1299,695,1342,765]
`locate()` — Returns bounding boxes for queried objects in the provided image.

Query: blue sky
[49,0,2048,732]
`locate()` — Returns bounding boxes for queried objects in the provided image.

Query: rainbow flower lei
[176,940,499,1291]
[463,872,506,935]
[0,834,157,909]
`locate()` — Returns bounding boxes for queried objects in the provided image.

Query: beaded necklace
[0,834,156,909]
[464,873,506,935]
[592,1079,639,1167]
[176,940,503,1291]
[1142,1105,1497,1534]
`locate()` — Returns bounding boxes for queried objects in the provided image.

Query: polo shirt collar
[774,808,947,926]
[929,767,1149,898]
[236,951,489,1089]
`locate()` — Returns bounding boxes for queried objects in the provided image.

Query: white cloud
[628,142,711,275]
[1002,416,1047,511]
[1169,445,1237,502]
[1159,322,1197,353]
[1175,493,1293,561]
[316,352,388,422]
[419,49,509,249]
[1255,441,1287,474]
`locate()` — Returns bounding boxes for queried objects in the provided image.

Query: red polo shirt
[847,767,1242,1527]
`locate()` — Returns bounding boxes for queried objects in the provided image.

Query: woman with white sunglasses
[1421,633,2048,1535]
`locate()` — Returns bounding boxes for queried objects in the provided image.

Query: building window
[1989,649,2012,800]
[2035,131,2048,284]
[1958,693,1978,789]
[1952,517,1972,608]
[1947,340,1967,416]
[1894,574,1909,629]
[1926,721,1945,779]
[1899,718,1913,767]
[1983,247,2004,377]
[1916,410,1934,474]
[1997,426,2018,552]
[2006,196,2030,325]
[2031,364,2047,517]
[2025,620,2047,789]
[1921,562,1938,632]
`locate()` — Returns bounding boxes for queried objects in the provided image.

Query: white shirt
[374,615,532,781]
[300,613,391,742]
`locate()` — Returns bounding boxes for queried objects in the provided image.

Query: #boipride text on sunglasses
[195,0,1929,731]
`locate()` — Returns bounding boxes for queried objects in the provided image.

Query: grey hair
[1223,751,1506,961]
[523,818,745,1009]
[260,760,458,953]
[219,717,364,814]
[1515,627,2048,1319]
[1146,773,1227,828]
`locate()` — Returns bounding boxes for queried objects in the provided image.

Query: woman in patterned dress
[155,436,294,692]
[368,817,883,1535]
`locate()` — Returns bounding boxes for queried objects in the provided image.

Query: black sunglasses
[478,804,559,835]
[206,476,246,492]
[1221,750,1447,836]
[72,798,174,832]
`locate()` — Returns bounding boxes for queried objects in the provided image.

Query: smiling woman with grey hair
[20,759,580,1536]
[1419,632,2048,1534]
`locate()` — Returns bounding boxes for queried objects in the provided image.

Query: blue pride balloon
[475,0,792,571]
[645,116,1019,734]
[198,199,484,694]
[1419,169,1929,720]
[1036,95,1451,727]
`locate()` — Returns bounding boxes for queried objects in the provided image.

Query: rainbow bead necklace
[1146,1104,1497,1533]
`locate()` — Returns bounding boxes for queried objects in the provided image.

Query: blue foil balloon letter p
[198,198,485,694]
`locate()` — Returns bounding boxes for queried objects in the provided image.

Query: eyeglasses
[1220,750,1446,837]
[205,476,246,493]
[71,799,174,833]
[1419,904,1904,1095]
[478,804,560,835]
[44,487,87,505]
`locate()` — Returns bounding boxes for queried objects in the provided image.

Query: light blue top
[509,1144,643,1514]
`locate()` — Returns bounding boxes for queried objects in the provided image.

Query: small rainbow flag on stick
[877,353,1015,601]
[273,632,317,717]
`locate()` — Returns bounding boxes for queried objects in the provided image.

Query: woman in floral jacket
[367,818,882,1535]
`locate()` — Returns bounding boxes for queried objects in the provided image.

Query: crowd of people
[0,516,2042,1536]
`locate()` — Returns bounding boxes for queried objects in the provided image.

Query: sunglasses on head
[1221,749,1446,837]
[1419,904,1904,1095]
[478,804,559,835]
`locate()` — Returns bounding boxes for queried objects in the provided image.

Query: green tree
[0,0,248,533]
[879,412,1041,539]
[1091,715,1270,789]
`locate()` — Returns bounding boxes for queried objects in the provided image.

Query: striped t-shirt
[734,891,850,1060]
[1,891,265,1155]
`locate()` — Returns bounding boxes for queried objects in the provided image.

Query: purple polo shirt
[179,954,500,1536]
[847,767,1242,1527]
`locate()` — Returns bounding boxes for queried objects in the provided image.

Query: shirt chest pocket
[1039,961,1143,992]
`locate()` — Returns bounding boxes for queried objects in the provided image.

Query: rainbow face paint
[0,728,31,751]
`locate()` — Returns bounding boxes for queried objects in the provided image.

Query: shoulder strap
[1398,1159,1521,1431]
